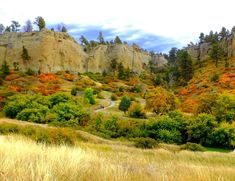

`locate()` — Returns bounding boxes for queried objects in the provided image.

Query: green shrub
[187,114,217,144]
[84,88,96,105]
[180,142,206,152]
[130,84,142,93]
[208,123,235,148]
[210,73,220,82]
[111,94,118,101]
[25,68,35,75]
[52,102,89,125]
[71,87,79,96]
[134,137,158,149]
[16,108,46,123]
[128,102,146,119]
[212,93,235,122]
[146,116,185,144]
[4,95,29,118]
[49,92,72,107]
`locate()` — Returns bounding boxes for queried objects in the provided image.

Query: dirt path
[95,100,116,112]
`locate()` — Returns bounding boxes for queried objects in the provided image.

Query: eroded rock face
[186,31,235,62]
[0,29,168,73]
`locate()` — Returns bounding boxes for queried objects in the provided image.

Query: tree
[79,35,89,46]
[199,32,205,44]
[168,47,178,65]
[187,114,217,144]
[61,26,67,32]
[117,62,125,79]
[114,36,122,44]
[21,46,31,61]
[219,27,229,41]
[110,58,117,71]
[84,88,96,105]
[209,42,225,67]
[119,96,132,114]
[177,49,193,83]
[34,16,46,31]
[97,31,105,44]
[5,26,11,32]
[212,93,235,123]
[57,23,67,32]
[209,123,235,148]
[0,61,10,79]
[0,24,5,33]
[146,87,178,115]
[10,21,20,32]
[23,20,33,32]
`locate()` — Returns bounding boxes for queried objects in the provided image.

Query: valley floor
[0,135,235,181]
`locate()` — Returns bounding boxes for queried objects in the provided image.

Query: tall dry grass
[0,135,235,181]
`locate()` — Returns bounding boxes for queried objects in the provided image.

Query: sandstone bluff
[0,29,167,73]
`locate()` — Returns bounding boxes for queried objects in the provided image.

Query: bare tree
[23,20,33,32]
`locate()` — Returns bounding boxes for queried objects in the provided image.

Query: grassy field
[0,135,235,181]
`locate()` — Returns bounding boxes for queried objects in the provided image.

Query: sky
[0,0,234,53]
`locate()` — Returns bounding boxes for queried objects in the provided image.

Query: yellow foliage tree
[146,87,178,115]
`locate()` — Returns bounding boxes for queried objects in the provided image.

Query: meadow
[1,135,235,181]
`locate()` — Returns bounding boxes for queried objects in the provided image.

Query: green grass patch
[206,147,232,153]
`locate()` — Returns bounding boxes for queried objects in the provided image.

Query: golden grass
[1,135,235,181]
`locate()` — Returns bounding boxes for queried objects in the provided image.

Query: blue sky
[1,0,235,53]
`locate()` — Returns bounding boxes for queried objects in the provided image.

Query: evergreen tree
[0,61,10,79]
[10,21,20,32]
[199,33,205,44]
[119,96,132,114]
[177,50,193,83]
[34,16,46,31]
[61,26,67,32]
[79,35,89,46]
[0,24,5,33]
[97,31,105,44]
[21,46,31,61]
[5,26,11,32]
[209,43,225,67]
[110,58,117,71]
[117,62,125,79]
[114,36,122,44]
[168,47,178,65]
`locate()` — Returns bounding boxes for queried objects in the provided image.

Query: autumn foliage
[146,87,178,115]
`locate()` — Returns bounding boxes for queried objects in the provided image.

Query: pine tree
[114,36,122,44]
[119,96,132,114]
[177,50,193,83]
[97,31,105,44]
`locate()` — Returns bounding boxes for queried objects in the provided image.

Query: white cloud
[0,0,235,46]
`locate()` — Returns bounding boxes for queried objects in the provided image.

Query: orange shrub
[38,74,59,82]
[8,85,22,92]
[5,74,20,81]
[64,73,76,81]
[180,98,198,113]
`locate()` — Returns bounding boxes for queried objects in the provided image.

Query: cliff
[186,31,235,62]
[0,30,167,73]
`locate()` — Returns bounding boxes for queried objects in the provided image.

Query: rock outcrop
[186,31,235,62]
[0,29,168,73]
